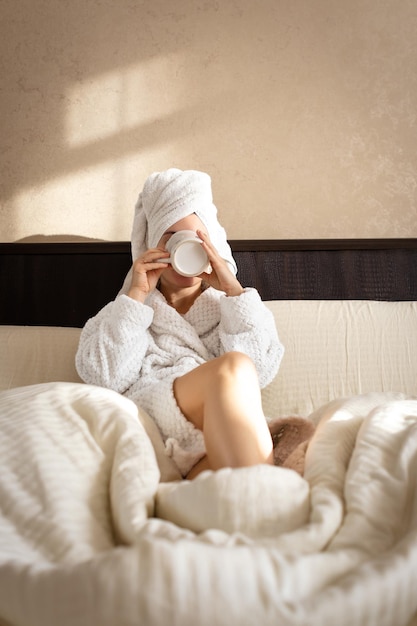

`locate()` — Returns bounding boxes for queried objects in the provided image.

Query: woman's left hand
[197,230,244,297]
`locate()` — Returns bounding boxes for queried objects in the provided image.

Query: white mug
[159,230,210,277]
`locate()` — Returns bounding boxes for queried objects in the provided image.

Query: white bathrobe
[76,286,284,475]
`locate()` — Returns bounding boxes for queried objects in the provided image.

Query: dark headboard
[1,239,416,327]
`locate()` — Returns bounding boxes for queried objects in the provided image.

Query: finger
[197,230,221,261]
[134,260,169,275]
[137,249,169,264]
[145,261,170,270]
[196,229,212,246]
[144,249,170,261]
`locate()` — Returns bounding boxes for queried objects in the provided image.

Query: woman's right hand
[127,249,170,302]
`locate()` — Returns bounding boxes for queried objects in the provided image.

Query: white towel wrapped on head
[119,168,236,294]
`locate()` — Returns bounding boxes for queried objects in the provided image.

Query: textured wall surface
[1,0,417,242]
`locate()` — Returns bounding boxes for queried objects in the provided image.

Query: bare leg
[173,352,273,479]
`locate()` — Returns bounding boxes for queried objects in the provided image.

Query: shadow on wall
[3,1,417,241]
[4,0,372,242]
[1,0,255,241]
[1,2,185,194]
[15,235,109,243]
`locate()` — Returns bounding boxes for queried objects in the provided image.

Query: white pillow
[0,325,82,390]
[262,300,417,419]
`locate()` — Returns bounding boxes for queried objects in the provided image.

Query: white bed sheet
[0,382,417,626]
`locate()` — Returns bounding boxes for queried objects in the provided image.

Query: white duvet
[0,382,417,626]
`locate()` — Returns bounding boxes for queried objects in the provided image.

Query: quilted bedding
[1,382,417,626]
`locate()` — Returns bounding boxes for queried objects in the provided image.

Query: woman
[76,169,284,478]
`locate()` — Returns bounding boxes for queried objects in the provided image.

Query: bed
[1,238,417,626]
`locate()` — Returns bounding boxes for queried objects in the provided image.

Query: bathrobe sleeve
[218,288,284,388]
[75,294,154,393]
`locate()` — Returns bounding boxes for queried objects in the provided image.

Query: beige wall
[1,0,417,242]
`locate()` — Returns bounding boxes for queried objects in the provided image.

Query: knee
[215,351,258,383]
